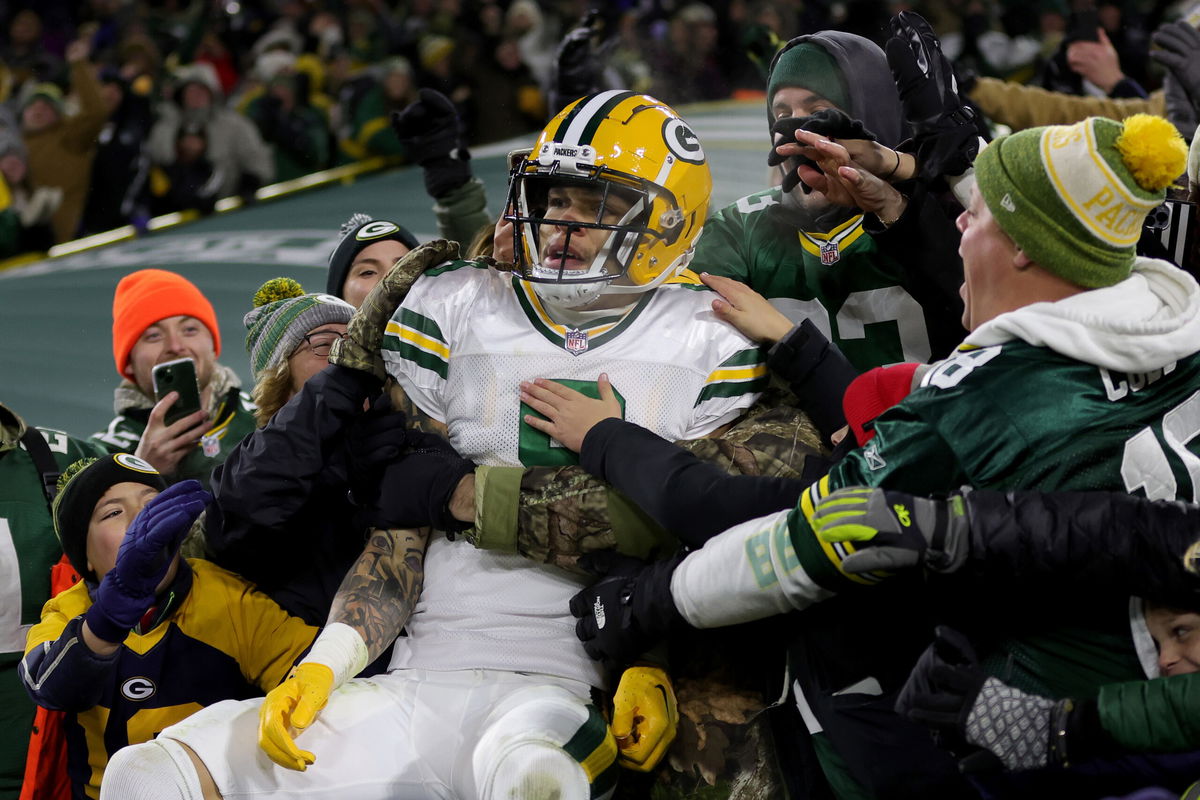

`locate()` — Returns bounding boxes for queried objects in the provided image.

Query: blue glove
[85,480,210,643]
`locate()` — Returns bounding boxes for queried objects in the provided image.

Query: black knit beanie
[52,454,167,583]
[326,213,419,298]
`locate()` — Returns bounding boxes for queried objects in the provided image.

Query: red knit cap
[111,269,221,377]
[843,362,921,446]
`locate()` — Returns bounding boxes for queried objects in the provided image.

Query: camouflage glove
[611,665,678,771]
[810,486,969,575]
[328,239,460,380]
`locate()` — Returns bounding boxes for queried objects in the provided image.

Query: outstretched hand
[885,11,982,180]
[779,131,909,220]
[390,88,472,198]
[699,272,793,344]
[520,374,622,452]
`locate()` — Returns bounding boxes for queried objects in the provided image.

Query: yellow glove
[258,663,334,771]
[611,665,678,772]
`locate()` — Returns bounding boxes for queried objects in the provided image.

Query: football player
[100,92,765,800]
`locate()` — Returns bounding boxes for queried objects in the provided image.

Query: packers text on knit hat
[326,213,419,298]
[52,454,167,583]
[974,114,1188,288]
[244,277,355,376]
[766,39,849,124]
[111,269,221,378]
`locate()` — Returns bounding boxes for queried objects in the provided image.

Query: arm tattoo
[328,526,431,662]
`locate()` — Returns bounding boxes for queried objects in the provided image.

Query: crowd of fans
[4,1,1200,799]
[1,0,1193,261]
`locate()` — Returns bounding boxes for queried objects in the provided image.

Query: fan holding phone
[89,270,259,488]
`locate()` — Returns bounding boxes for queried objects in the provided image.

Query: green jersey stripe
[394,341,448,379]
[693,375,770,405]
[423,258,490,278]
[786,506,854,592]
[399,308,447,345]
[719,348,766,368]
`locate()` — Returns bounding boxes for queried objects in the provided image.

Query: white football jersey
[382,261,766,686]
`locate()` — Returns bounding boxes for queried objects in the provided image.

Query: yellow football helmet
[506,91,712,306]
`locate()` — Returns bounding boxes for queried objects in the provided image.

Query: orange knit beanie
[111,269,221,377]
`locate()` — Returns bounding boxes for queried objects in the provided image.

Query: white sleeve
[682,342,768,439]
[670,508,832,628]
[382,268,478,422]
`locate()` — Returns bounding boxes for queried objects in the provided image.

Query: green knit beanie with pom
[974,113,1188,288]
[243,277,355,377]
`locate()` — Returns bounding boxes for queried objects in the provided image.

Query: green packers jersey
[0,428,101,798]
[90,387,257,491]
[793,341,1200,698]
[696,187,938,369]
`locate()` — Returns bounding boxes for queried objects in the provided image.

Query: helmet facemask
[506,157,684,308]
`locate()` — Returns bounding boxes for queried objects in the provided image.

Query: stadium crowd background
[0,0,1191,263]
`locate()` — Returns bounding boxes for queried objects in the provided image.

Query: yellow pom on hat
[243,278,354,376]
[974,114,1183,289]
[1116,113,1188,193]
[252,277,306,308]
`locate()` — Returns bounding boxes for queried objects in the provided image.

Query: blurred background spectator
[0,0,1189,264]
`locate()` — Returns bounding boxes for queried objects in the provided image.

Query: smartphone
[1067,8,1100,42]
[152,358,203,426]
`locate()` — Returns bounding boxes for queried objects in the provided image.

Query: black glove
[349,395,407,467]
[552,10,609,114]
[569,550,685,671]
[368,431,475,532]
[1152,21,1200,104]
[886,11,981,179]
[345,394,408,503]
[898,627,1057,773]
[768,110,877,194]
[390,88,471,198]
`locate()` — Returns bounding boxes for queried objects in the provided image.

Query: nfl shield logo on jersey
[564,328,589,355]
[820,241,840,265]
